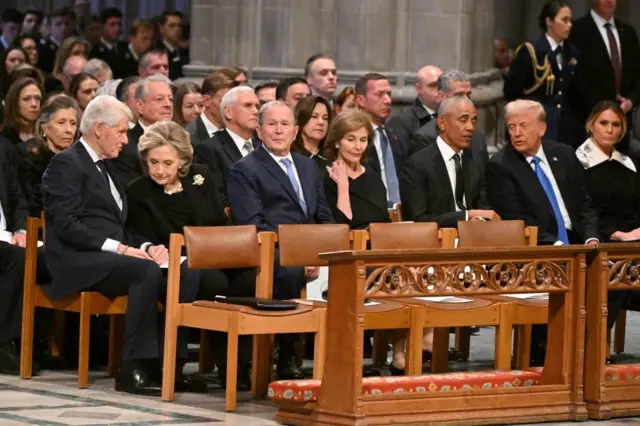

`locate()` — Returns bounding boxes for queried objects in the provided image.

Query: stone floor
[2,310,640,426]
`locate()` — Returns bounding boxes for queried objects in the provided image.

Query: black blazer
[15,140,55,217]
[37,38,58,73]
[185,115,210,146]
[568,14,640,141]
[486,140,599,245]
[107,122,144,186]
[155,40,187,80]
[504,36,579,144]
[126,164,228,247]
[42,141,145,298]
[89,40,127,75]
[388,97,434,141]
[114,44,140,79]
[411,119,490,161]
[322,166,390,229]
[400,139,490,228]
[366,122,412,180]
[0,143,28,232]
[227,145,335,232]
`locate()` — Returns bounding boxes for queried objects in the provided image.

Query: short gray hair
[135,74,173,101]
[258,100,295,126]
[83,58,112,80]
[80,95,133,135]
[504,99,546,123]
[220,85,255,124]
[438,95,475,117]
[138,121,193,177]
[437,69,469,93]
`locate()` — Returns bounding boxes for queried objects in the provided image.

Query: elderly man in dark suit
[486,99,600,365]
[108,74,173,186]
[42,95,202,395]
[227,100,334,380]
[401,96,499,227]
[568,0,640,154]
[354,73,411,208]
[389,65,442,140]
[411,70,489,159]
[195,86,260,199]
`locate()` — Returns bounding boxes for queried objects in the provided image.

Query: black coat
[114,44,140,79]
[106,123,144,186]
[155,40,187,80]
[400,138,490,228]
[366,122,412,182]
[411,119,489,161]
[42,141,146,298]
[0,143,28,232]
[486,140,599,245]
[185,115,210,146]
[126,164,228,247]
[15,139,55,217]
[37,38,58,74]
[89,39,127,77]
[388,97,434,141]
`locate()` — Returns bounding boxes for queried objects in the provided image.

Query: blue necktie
[280,158,307,215]
[377,126,401,206]
[531,156,569,244]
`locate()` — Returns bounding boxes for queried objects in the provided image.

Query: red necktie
[604,23,622,95]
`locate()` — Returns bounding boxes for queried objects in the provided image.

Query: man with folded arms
[42,95,203,395]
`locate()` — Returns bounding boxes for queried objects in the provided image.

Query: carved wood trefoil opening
[364,261,569,296]
[609,258,640,288]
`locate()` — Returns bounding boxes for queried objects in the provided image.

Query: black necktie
[95,160,110,184]
[453,153,466,210]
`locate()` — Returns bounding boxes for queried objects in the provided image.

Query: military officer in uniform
[504,1,578,146]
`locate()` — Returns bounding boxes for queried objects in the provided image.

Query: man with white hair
[108,74,173,185]
[194,85,260,199]
[61,55,88,91]
[83,58,113,83]
[41,95,202,395]
[486,99,600,366]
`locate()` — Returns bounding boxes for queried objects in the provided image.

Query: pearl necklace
[164,181,183,195]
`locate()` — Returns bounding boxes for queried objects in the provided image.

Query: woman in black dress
[576,101,637,331]
[292,95,332,170]
[322,109,390,229]
[16,95,80,216]
[127,120,255,388]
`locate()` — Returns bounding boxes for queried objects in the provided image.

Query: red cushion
[605,363,640,381]
[268,370,542,402]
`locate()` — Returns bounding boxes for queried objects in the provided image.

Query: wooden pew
[270,245,589,425]
[585,243,640,419]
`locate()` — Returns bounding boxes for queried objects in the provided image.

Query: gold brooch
[193,174,204,186]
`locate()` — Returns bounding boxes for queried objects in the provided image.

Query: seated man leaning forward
[41,95,203,396]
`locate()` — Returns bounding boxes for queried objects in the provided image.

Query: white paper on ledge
[305,266,328,300]
[160,256,187,269]
[503,293,549,300]
[414,296,473,303]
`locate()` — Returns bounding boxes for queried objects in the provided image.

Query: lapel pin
[552,157,558,162]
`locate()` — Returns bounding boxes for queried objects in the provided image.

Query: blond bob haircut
[504,99,546,123]
[323,109,374,163]
[138,121,193,177]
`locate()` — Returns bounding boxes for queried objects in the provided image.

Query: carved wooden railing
[311,246,588,424]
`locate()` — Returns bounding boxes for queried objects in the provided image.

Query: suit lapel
[196,117,209,141]
[431,147,456,211]
[461,147,475,207]
[543,143,572,211]
[75,143,123,220]
[256,147,303,211]
[293,154,312,215]
[588,14,616,71]
[220,130,243,163]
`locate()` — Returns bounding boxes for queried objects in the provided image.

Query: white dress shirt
[0,199,10,243]
[127,43,139,61]
[545,34,564,70]
[100,37,115,51]
[436,136,466,212]
[526,146,572,234]
[200,112,220,138]
[422,104,436,117]
[371,122,389,198]
[264,148,306,206]
[162,39,177,53]
[79,139,126,253]
[590,9,621,60]
[226,128,253,157]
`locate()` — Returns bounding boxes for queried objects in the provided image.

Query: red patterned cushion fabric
[268,370,542,402]
[605,364,640,381]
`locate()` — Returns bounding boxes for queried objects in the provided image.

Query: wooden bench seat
[269,369,542,403]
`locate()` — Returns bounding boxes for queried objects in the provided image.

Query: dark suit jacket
[411,119,490,162]
[185,116,210,146]
[37,38,58,74]
[486,140,599,245]
[0,143,28,232]
[107,123,144,186]
[388,97,434,141]
[504,36,579,144]
[568,14,640,148]
[195,129,259,199]
[89,40,127,75]
[126,164,228,247]
[227,145,335,232]
[400,139,490,228]
[366,122,412,180]
[156,40,187,80]
[114,44,140,79]
[42,141,146,298]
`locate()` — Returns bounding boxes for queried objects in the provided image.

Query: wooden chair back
[388,203,403,223]
[277,224,351,267]
[183,225,262,269]
[456,220,537,247]
[369,222,450,250]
